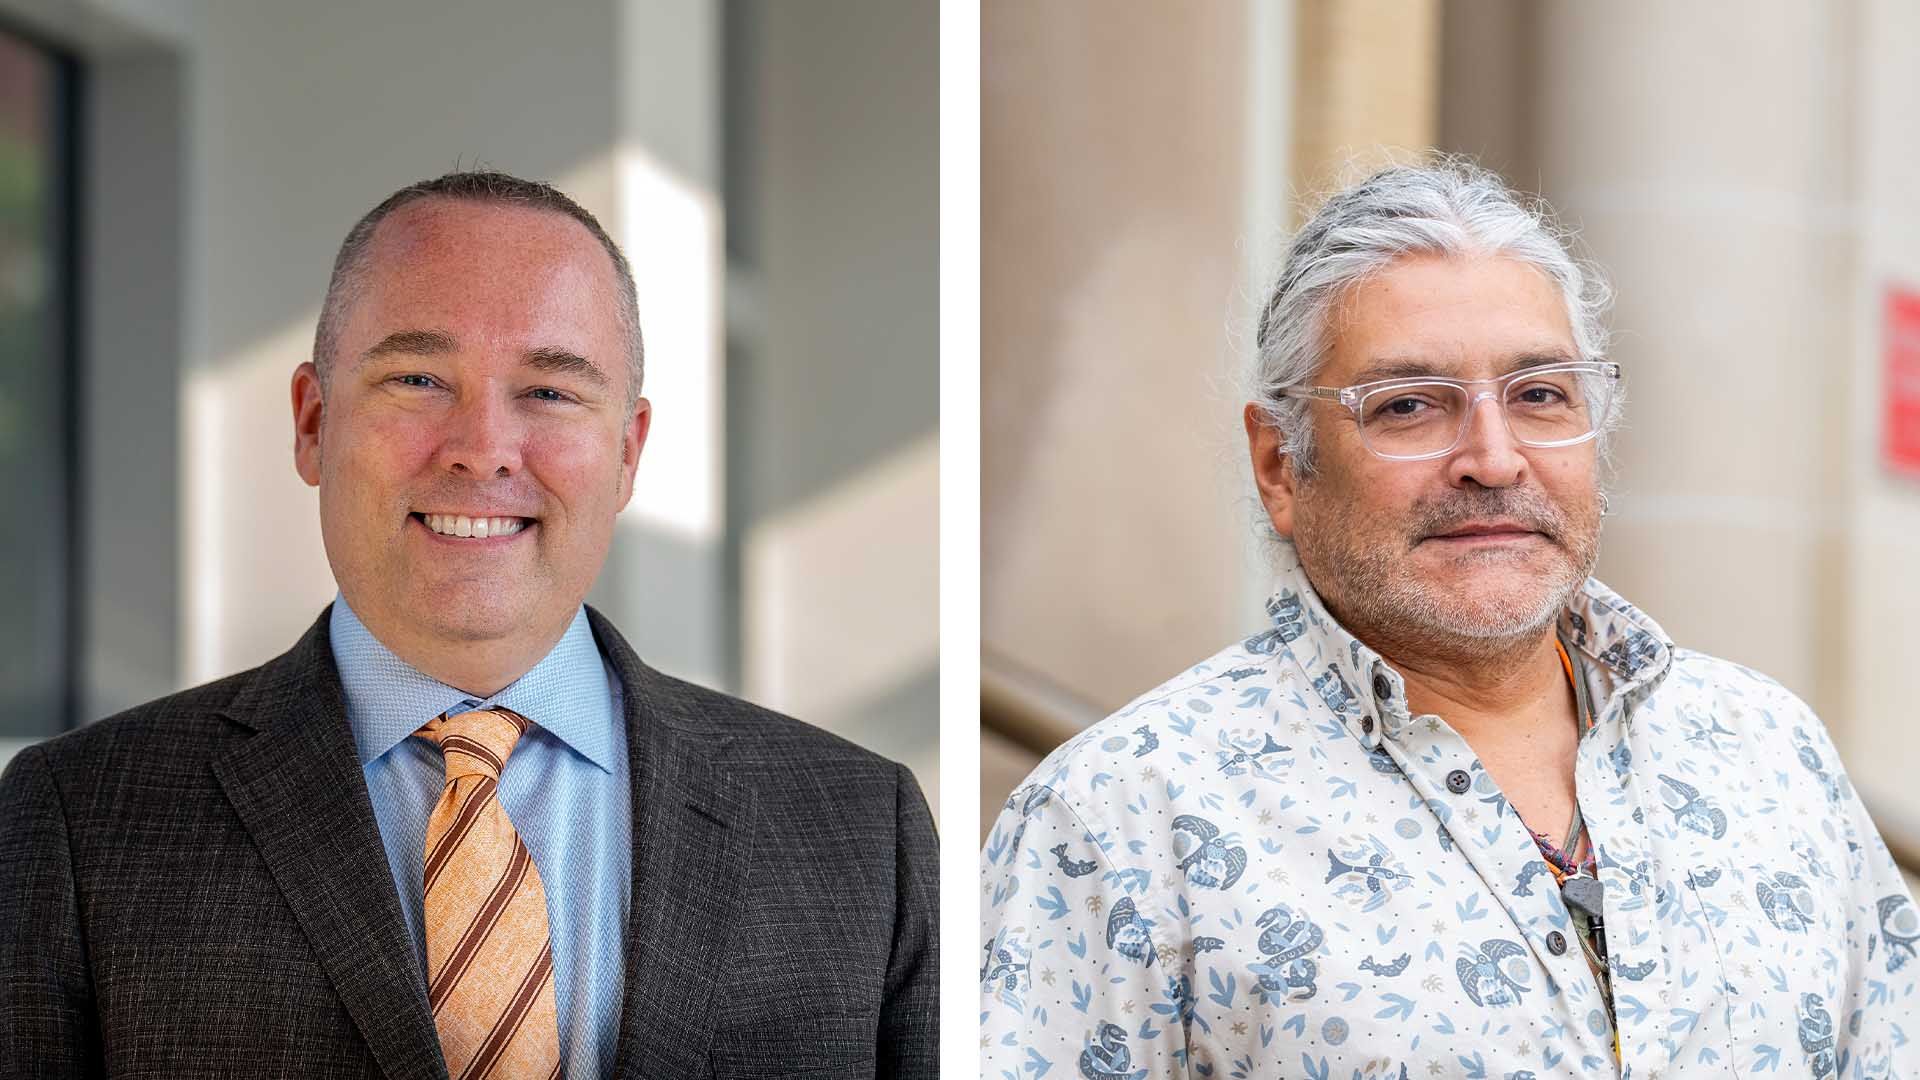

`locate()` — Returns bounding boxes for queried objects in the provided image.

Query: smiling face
[1247,253,1602,655]
[292,198,649,676]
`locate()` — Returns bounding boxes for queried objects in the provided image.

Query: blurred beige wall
[983,0,1261,715]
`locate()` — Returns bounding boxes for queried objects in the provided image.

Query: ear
[615,396,652,509]
[292,362,325,487]
[1244,402,1299,539]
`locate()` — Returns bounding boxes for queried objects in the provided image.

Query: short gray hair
[313,170,644,410]
[1249,157,1616,474]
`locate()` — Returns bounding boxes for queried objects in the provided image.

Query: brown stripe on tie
[430,843,531,1009]
[438,733,505,777]
[490,706,532,735]
[423,776,497,896]
[457,941,554,1080]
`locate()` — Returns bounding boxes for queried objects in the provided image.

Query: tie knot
[416,707,531,782]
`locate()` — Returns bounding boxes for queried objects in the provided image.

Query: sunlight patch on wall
[744,431,939,722]
[182,314,336,684]
[610,144,723,545]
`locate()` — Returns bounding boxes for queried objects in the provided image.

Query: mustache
[1407,489,1568,542]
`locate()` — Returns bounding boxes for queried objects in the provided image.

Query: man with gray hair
[2,170,937,1077]
[981,160,1917,1077]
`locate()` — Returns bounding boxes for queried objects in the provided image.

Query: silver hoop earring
[1598,492,1612,518]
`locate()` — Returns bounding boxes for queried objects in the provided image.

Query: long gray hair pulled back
[1249,158,1616,475]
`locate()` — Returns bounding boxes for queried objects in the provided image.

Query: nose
[1444,391,1527,488]
[436,389,523,478]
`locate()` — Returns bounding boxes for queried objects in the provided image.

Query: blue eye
[529,388,570,402]
[394,374,437,389]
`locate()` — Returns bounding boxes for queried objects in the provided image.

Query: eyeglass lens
[1357,369,1613,458]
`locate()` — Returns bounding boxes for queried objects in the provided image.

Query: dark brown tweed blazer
[0,605,937,1078]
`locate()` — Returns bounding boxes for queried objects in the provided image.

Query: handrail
[1858,787,1920,878]
[980,649,1104,759]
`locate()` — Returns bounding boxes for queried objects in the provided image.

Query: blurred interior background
[982,0,1920,883]
[0,0,938,807]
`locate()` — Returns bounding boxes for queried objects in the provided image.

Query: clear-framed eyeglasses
[1279,360,1623,462]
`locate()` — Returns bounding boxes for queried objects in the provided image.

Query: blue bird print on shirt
[1132,725,1159,757]
[1683,711,1738,753]
[1879,895,1920,972]
[1215,731,1293,781]
[980,929,1030,1009]
[1172,814,1248,889]
[1106,896,1156,965]
[1657,774,1728,839]
[1079,1021,1148,1080]
[1325,836,1411,911]
[1756,870,1817,934]
[1457,939,1531,1006]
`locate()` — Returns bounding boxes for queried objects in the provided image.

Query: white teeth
[421,514,528,538]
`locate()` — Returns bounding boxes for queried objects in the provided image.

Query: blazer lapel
[592,609,758,1077]
[211,608,447,1080]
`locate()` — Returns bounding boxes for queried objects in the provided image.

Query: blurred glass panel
[0,27,71,737]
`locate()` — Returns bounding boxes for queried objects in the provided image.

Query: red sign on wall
[1886,287,1920,479]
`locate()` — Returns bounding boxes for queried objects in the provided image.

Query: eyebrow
[359,330,610,388]
[1348,349,1579,384]
[362,328,458,362]
[523,346,611,388]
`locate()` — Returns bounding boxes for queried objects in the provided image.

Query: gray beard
[1292,486,1601,663]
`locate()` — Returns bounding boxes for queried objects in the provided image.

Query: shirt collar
[329,595,621,773]
[1261,543,1675,749]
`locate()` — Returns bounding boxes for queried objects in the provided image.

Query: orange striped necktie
[415,707,562,1080]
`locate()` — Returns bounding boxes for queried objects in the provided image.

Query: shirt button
[1372,673,1392,699]
[1546,931,1567,955]
[1446,769,1470,794]
[1361,716,1374,734]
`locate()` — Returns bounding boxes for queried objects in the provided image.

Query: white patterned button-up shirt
[981,550,1920,1079]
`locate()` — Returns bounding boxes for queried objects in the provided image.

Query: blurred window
[0,25,77,738]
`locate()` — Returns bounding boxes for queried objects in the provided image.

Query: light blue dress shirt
[330,597,629,1080]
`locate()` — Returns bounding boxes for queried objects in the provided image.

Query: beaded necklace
[1529,635,1617,1058]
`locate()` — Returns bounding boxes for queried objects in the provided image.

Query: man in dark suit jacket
[0,172,937,1078]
